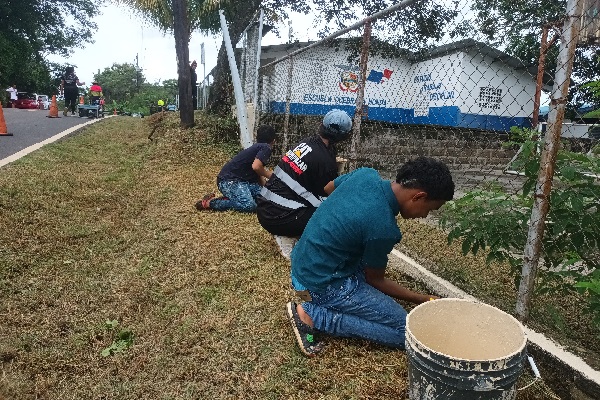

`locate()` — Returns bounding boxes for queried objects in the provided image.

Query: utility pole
[201,43,206,109]
[135,53,140,93]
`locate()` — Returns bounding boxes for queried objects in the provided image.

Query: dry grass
[0,113,576,399]
[0,116,412,399]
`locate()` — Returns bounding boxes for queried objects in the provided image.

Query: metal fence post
[283,57,294,152]
[532,24,560,128]
[219,9,252,148]
[351,20,372,169]
[516,0,584,322]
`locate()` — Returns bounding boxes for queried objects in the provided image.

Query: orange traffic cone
[47,95,60,118]
[0,103,13,136]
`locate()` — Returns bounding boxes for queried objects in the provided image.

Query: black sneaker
[286,302,324,357]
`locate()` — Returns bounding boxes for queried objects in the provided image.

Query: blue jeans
[294,271,408,348]
[210,180,262,212]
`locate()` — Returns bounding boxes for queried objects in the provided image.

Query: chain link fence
[229,0,600,391]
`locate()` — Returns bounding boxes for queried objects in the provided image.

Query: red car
[13,92,43,109]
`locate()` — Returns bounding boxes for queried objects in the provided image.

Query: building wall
[259,43,536,132]
[457,51,535,131]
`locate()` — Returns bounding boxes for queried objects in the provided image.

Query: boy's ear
[411,191,428,201]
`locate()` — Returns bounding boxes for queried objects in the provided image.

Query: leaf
[525,159,540,177]
[523,179,536,196]
[461,237,472,255]
[559,166,577,181]
[571,232,585,248]
[570,195,584,213]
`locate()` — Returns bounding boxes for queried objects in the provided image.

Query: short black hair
[396,157,454,201]
[66,66,74,74]
[256,125,277,143]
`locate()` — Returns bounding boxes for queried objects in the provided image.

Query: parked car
[14,92,50,110]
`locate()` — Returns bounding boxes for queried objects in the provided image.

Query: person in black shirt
[60,66,85,116]
[195,125,277,212]
[190,60,198,110]
[256,109,352,257]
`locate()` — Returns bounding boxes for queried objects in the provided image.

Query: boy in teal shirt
[287,157,455,356]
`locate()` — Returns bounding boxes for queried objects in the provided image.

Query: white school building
[257,39,541,132]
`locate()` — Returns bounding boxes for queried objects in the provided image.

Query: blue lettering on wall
[419,83,443,93]
[429,91,455,101]
[334,96,356,105]
[302,94,386,107]
[413,73,432,83]
[303,94,330,102]
[368,98,387,106]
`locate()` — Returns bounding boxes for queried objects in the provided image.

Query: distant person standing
[60,66,85,116]
[190,60,198,110]
[5,84,17,107]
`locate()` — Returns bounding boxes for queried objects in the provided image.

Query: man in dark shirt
[190,60,198,110]
[256,109,352,258]
[195,125,277,212]
[60,66,84,116]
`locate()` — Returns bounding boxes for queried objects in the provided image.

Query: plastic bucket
[405,299,527,399]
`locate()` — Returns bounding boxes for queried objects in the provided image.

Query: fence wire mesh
[231,0,600,387]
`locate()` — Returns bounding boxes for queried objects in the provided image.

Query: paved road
[0,107,94,160]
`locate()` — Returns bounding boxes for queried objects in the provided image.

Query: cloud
[47,5,318,86]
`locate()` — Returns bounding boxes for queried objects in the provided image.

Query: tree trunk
[173,0,194,128]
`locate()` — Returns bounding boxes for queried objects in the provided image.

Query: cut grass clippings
[0,113,588,399]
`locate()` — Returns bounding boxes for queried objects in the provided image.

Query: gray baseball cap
[323,109,352,135]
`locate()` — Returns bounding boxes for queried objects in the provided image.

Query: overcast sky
[47,5,318,86]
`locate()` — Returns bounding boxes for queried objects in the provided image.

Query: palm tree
[118,0,310,122]
[116,0,223,128]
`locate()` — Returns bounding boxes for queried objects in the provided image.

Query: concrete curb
[389,249,600,399]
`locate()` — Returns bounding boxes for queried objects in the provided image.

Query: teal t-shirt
[291,167,402,292]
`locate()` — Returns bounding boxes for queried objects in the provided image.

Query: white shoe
[274,235,298,260]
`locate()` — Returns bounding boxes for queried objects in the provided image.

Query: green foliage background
[441,131,600,326]
[0,0,100,93]
[92,63,178,115]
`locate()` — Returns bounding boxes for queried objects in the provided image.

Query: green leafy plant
[441,136,600,325]
[574,270,600,326]
[101,320,134,357]
[506,126,537,144]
